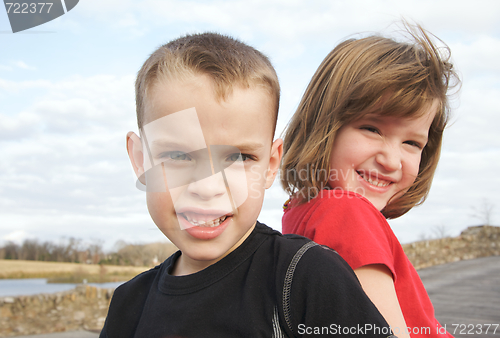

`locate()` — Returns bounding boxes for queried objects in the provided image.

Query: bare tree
[432,224,449,239]
[470,199,494,226]
[21,239,40,260]
[87,239,104,264]
[2,241,20,259]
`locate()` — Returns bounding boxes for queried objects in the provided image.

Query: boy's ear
[126,131,146,184]
[265,138,283,189]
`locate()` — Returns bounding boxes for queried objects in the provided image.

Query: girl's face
[328,100,438,211]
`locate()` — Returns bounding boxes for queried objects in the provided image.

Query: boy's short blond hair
[135,32,280,132]
[281,23,460,219]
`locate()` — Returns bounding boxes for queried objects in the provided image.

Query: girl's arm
[355,264,411,338]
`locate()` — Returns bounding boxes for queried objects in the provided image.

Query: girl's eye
[360,126,380,134]
[227,153,253,162]
[404,141,423,149]
[162,151,191,161]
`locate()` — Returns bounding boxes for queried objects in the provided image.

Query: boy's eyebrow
[230,142,266,152]
[150,138,266,152]
[149,139,195,150]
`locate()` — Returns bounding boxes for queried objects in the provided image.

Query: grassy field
[0,259,149,282]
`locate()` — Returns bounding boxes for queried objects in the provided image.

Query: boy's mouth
[180,212,230,228]
[356,171,392,188]
[178,210,233,240]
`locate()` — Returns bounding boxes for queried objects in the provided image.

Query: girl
[281,23,459,337]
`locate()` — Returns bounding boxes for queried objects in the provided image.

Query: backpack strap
[282,240,319,335]
[272,306,287,338]
[278,241,397,338]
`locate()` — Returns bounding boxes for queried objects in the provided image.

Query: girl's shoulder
[289,189,381,214]
[285,189,389,233]
[283,189,398,274]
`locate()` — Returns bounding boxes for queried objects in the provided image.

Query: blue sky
[1,0,500,249]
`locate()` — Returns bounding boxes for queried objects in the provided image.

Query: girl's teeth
[359,173,390,187]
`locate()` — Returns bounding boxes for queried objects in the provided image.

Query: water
[0,278,125,297]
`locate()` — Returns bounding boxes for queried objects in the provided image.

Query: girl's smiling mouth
[356,170,393,188]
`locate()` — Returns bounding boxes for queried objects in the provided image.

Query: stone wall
[0,285,113,337]
[403,225,500,270]
[0,225,498,336]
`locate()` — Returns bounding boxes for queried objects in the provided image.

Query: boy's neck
[171,222,257,276]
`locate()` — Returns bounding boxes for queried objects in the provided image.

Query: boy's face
[127,75,282,275]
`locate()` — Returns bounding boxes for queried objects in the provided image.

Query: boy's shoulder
[100,256,175,337]
[113,263,163,296]
[255,220,346,267]
[254,221,358,292]
[255,221,312,247]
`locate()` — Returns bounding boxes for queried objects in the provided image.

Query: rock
[402,225,500,270]
[0,287,115,337]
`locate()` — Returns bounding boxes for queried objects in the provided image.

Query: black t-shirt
[100,222,394,338]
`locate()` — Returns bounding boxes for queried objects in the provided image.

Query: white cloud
[14,61,36,70]
[1,230,31,244]
[0,111,41,140]
[449,36,500,84]
[0,73,141,247]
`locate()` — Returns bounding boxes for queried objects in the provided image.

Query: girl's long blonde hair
[281,23,460,219]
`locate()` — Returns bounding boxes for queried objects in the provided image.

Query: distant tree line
[0,238,177,267]
[100,241,177,267]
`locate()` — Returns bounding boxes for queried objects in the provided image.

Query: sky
[1,0,499,250]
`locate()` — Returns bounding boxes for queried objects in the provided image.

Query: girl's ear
[265,138,283,189]
[126,131,146,184]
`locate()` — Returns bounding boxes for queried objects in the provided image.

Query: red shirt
[282,190,453,337]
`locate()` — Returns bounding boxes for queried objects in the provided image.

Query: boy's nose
[186,172,228,200]
[375,142,402,172]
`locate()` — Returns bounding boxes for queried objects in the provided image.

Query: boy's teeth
[184,214,228,227]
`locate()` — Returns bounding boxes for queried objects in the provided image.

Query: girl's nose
[375,142,402,172]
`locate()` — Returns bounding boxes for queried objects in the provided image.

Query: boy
[100,32,395,338]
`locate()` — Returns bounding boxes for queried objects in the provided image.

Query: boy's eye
[162,151,191,161]
[227,153,253,162]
